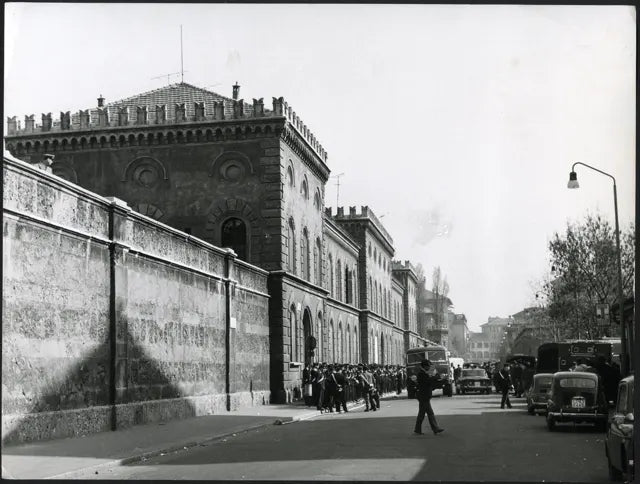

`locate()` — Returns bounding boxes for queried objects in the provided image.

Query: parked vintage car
[456,368,492,394]
[546,371,608,431]
[526,373,553,415]
[605,375,634,481]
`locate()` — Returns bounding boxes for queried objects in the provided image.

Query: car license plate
[571,397,585,408]
[474,382,480,387]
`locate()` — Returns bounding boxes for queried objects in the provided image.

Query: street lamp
[567,162,627,377]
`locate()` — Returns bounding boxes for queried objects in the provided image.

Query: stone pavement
[1,394,400,480]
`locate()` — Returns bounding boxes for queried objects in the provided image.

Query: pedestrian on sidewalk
[414,359,445,435]
[302,364,313,407]
[332,366,349,413]
[312,363,326,412]
[495,364,513,409]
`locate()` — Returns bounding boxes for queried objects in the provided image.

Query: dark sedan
[546,371,608,431]
[456,368,492,394]
[526,373,553,415]
[605,375,634,481]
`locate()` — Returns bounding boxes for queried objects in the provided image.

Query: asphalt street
[73,392,609,481]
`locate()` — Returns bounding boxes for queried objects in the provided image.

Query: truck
[406,343,454,398]
[536,340,613,374]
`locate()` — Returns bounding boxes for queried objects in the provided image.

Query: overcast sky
[4,4,635,331]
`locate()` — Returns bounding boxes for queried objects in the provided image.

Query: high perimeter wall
[2,156,270,445]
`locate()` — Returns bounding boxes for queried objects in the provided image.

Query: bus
[405,343,454,398]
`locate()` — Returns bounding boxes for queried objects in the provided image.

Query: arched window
[221,218,247,261]
[383,288,387,318]
[329,320,335,362]
[352,270,357,307]
[289,305,297,362]
[336,260,343,301]
[300,228,310,280]
[286,164,294,187]
[328,254,334,296]
[314,238,322,286]
[338,322,343,362]
[317,312,323,362]
[301,177,309,200]
[353,323,362,363]
[368,276,372,309]
[288,218,296,274]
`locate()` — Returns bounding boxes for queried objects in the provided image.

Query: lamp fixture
[567,171,579,189]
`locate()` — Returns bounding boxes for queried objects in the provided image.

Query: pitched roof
[105,82,262,120]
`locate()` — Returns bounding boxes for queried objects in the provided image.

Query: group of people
[301,363,408,414]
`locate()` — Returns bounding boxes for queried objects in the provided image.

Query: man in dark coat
[495,364,513,409]
[329,366,348,413]
[414,359,445,435]
[311,363,325,412]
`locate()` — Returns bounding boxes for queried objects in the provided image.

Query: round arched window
[287,165,294,187]
[221,218,247,260]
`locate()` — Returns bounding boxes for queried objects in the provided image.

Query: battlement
[327,205,394,246]
[6,83,327,163]
[275,98,327,162]
[392,259,418,274]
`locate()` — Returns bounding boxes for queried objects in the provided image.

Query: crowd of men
[301,363,408,413]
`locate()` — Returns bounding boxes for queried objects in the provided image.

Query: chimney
[97,94,105,107]
[232,82,240,100]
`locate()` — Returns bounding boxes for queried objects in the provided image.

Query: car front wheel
[546,415,555,431]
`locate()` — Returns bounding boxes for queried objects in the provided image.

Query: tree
[537,213,634,339]
[432,266,450,328]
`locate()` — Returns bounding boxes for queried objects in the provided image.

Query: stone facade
[5,81,432,417]
[2,156,270,444]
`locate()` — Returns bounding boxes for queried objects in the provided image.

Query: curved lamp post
[567,162,627,377]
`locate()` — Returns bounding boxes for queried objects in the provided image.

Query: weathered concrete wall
[3,157,113,443]
[2,156,270,444]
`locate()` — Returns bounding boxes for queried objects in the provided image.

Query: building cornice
[280,124,330,183]
[269,270,329,297]
[323,216,360,256]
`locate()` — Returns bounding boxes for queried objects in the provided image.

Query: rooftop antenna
[151,71,182,85]
[150,26,188,86]
[330,172,345,208]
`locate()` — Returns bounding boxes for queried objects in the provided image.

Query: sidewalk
[1,394,399,480]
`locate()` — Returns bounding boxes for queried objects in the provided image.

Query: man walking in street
[495,364,513,409]
[414,359,445,435]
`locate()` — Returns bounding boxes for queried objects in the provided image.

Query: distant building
[418,289,452,347]
[468,332,492,362]
[479,316,514,361]
[449,313,469,358]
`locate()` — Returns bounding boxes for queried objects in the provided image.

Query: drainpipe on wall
[224,248,237,411]
[107,197,130,431]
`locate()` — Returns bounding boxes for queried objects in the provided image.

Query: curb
[44,418,292,480]
[43,393,403,479]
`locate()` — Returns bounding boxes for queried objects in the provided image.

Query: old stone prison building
[3,82,428,444]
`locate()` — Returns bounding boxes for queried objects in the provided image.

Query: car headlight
[410,375,417,382]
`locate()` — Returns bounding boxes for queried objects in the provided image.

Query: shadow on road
[121,408,608,482]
